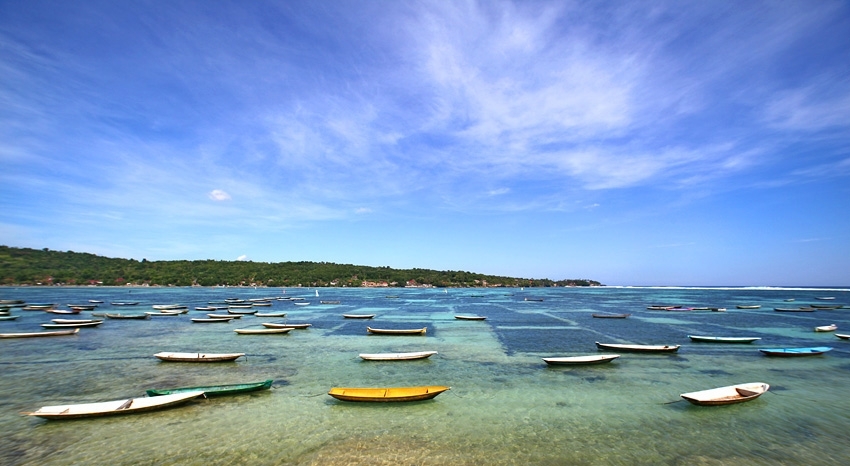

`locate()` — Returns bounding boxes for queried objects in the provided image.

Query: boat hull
[366,327,426,335]
[680,382,769,406]
[759,347,832,357]
[688,335,761,343]
[543,354,620,365]
[595,342,679,352]
[146,380,273,397]
[328,386,450,402]
[0,328,80,338]
[359,351,438,361]
[154,352,245,362]
[28,391,204,420]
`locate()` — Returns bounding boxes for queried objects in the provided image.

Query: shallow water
[1,286,849,465]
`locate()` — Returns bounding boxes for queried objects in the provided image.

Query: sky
[1,0,849,286]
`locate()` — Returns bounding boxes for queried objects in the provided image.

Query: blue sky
[1,1,849,286]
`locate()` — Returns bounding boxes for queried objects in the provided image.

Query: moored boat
[591,313,630,318]
[207,313,239,319]
[26,391,204,420]
[110,302,140,306]
[41,321,103,328]
[595,342,679,352]
[51,318,101,324]
[680,382,769,406]
[146,379,273,397]
[810,304,840,309]
[262,322,312,329]
[234,327,292,335]
[759,347,832,357]
[343,314,376,319]
[255,312,287,317]
[367,326,427,335]
[835,334,850,340]
[454,315,487,320]
[105,313,149,320]
[327,385,450,402]
[542,354,620,365]
[774,307,814,312]
[0,328,80,338]
[145,311,182,317]
[0,315,20,321]
[688,335,761,343]
[153,352,245,362]
[320,300,341,304]
[736,305,761,309]
[815,324,837,332]
[191,317,233,323]
[227,308,257,315]
[359,351,438,361]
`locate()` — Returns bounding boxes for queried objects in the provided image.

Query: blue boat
[759,347,832,357]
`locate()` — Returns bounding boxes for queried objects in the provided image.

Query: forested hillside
[0,246,601,288]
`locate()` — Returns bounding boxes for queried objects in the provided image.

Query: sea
[1,286,849,465]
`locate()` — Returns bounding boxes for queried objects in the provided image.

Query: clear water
[1,286,849,465]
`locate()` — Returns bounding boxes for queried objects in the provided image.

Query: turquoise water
[1,286,849,465]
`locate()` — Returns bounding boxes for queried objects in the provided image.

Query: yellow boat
[327,385,450,402]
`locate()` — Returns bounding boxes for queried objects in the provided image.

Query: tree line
[0,246,601,288]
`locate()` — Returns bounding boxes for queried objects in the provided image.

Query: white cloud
[355,207,372,214]
[236,254,248,261]
[208,189,231,201]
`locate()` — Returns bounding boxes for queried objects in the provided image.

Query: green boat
[146,379,273,397]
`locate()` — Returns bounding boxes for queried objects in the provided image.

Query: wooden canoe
[105,313,149,320]
[688,335,761,343]
[810,304,839,309]
[454,315,487,320]
[191,318,233,323]
[343,314,376,319]
[835,334,850,340]
[207,313,239,319]
[736,305,761,309]
[542,354,620,365]
[595,342,680,352]
[154,352,245,362]
[26,391,204,420]
[261,323,312,329]
[367,327,426,335]
[227,309,257,314]
[45,309,81,315]
[591,313,631,318]
[233,327,292,335]
[815,324,837,332]
[759,347,832,357]
[328,385,450,402]
[1,328,80,338]
[359,351,438,361]
[41,321,103,328]
[680,382,769,406]
[145,311,182,317]
[255,312,287,317]
[146,379,273,397]
[51,318,101,324]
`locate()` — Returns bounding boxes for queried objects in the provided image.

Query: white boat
[815,324,837,332]
[234,327,292,335]
[41,321,103,328]
[145,311,182,317]
[359,351,438,361]
[680,382,769,406]
[595,342,680,352]
[0,328,80,338]
[191,318,233,323]
[255,312,287,317]
[51,319,101,324]
[542,354,620,365]
[26,391,204,419]
[261,323,312,329]
[154,352,245,362]
[207,313,239,319]
[835,334,850,340]
[367,327,427,335]
[342,314,375,319]
[688,335,761,343]
[454,315,487,320]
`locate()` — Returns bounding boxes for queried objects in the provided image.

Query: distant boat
[0,315,20,321]
[41,321,103,329]
[227,308,257,314]
[595,342,679,353]
[145,311,182,317]
[191,318,233,323]
[320,300,341,304]
[206,313,239,319]
[105,313,149,320]
[542,354,620,365]
[835,334,850,340]
[454,315,487,320]
[293,302,310,306]
[680,382,769,406]
[0,328,80,338]
[154,352,245,362]
[736,305,761,309]
[784,298,795,302]
[146,379,273,397]
[524,298,544,302]
[774,307,814,312]
[367,327,427,335]
[359,351,438,361]
[255,312,287,317]
[89,300,104,303]
[327,386,450,402]
[759,347,832,357]
[51,318,101,324]
[343,314,375,319]
[110,302,140,306]
[815,324,837,332]
[152,304,187,310]
[234,327,292,335]
[591,313,630,319]
[46,309,81,315]
[67,304,97,310]
[25,391,204,420]
[688,335,761,343]
[810,304,840,309]
[262,322,312,329]
[815,297,835,300]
